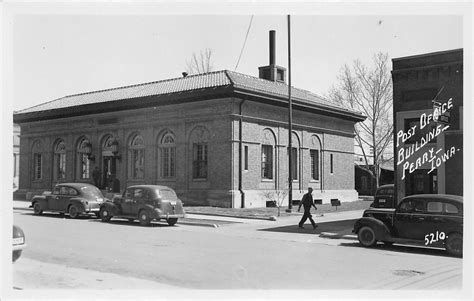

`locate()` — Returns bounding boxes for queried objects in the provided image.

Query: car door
[131,188,147,214]
[58,186,73,212]
[393,198,427,240]
[121,188,135,215]
[49,186,61,210]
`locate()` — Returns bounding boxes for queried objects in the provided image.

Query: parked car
[353,194,463,257]
[99,185,185,226]
[13,225,26,262]
[371,184,394,208]
[30,183,107,218]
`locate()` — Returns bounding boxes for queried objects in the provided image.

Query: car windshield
[80,186,104,198]
[158,189,176,199]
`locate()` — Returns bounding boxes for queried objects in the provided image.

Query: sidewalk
[13,199,363,235]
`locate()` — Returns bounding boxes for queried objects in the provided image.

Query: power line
[234,15,254,71]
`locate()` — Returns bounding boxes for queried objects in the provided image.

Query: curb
[319,231,357,240]
[184,211,277,221]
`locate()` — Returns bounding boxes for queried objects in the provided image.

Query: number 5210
[425,231,446,246]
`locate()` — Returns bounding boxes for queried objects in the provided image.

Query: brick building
[13,53,365,207]
[392,49,463,201]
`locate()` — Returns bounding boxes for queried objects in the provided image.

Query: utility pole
[286,14,293,212]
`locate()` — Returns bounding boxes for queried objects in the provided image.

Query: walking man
[298,187,318,229]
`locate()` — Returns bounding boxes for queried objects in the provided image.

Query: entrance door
[103,157,116,190]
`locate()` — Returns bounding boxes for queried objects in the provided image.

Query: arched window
[159,132,176,178]
[291,132,300,180]
[53,139,67,180]
[77,138,91,179]
[310,135,322,181]
[129,134,145,179]
[261,129,276,180]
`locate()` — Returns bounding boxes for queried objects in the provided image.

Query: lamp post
[286,14,293,212]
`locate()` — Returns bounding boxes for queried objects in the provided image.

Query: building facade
[392,49,463,201]
[14,67,365,208]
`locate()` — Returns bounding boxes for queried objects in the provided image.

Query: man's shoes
[298,225,304,229]
[313,224,318,229]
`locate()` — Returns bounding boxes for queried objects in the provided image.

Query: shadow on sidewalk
[338,242,457,258]
[259,219,358,235]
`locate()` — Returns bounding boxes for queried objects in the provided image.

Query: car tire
[33,203,43,215]
[358,226,377,247]
[100,207,112,222]
[138,210,151,226]
[445,233,463,257]
[167,218,178,226]
[12,250,22,263]
[68,205,79,219]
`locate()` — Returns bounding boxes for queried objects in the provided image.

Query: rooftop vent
[258,30,287,83]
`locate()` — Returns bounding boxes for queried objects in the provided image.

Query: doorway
[103,156,117,191]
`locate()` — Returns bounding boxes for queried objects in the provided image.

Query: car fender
[68,198,87,212]
[353,217,392,240]
[31,195,48,209]
[100,202,121,215]
[138,204,159,219]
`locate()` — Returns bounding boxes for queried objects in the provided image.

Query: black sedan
[30,183,107,218]
[13,225,26,262]
[353,194,463,257]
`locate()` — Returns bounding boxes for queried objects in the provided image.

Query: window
[33,153,42,180]
[244,146,249,171]
[129,135,145,179]
[399,199,425,213]
[291,147,298,180]
[445,203,459,214]
[53,187,60,195]
[427,201,443,213]
[77,138,91,179]
[330,154,334,174]
[193,143,208,179]
[310,150,319,180]
[261,145,273,179]
[54,140,67,180]
[160,133,176,178]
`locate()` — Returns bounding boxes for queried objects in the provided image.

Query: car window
[427,201,443,213]
[134,189,144,198]
[444,203,459,214]
[159,189,177,198]
[124,189,133,198]
[68,188,78,196]
[60,187,69,195]
[386,188,394,195]
[53,187,61,195]
[398,199,425,213]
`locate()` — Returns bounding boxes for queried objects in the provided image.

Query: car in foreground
[353,194,463,257]
[30,183,107,218]
[371,184,394,208]
[99,185,185,226]
[13,225,26,262]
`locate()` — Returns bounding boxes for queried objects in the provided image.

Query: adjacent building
[392,49,463,201]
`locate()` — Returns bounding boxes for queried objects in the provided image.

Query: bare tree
[185,48,214,74]
[328,52,393,188]
[261,190,288,217]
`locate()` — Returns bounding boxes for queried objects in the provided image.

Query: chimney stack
[269,30,276,66]
[258,30,286,83]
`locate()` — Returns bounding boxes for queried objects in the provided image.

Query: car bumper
[159,213,185,219]
[13,243,26,251]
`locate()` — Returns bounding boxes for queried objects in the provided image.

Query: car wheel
[167,218,178,226]
[33,203,43,215]
[100,207,112,222]
[12,250,22,263]
[138,210,151,226]
[68,205,79,219]
[358,226,377,247]
[445,233,463,257]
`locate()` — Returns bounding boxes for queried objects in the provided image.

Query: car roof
[57,183,97,189]
[402,194,463,203]
[127,185,173,190]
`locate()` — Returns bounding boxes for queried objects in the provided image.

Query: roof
[14,70,364,122]
[402,194,463,203]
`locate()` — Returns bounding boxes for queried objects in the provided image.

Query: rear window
[159,189,177,198]
[427,201,443,213]
[445,203,459,214]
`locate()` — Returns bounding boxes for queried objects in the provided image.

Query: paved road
[12,209,463,291]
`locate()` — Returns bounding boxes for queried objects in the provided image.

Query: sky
[4,2,466,113]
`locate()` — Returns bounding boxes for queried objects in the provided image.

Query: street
[12,208,462,291]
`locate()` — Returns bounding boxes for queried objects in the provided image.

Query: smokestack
[269,30,276,65]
